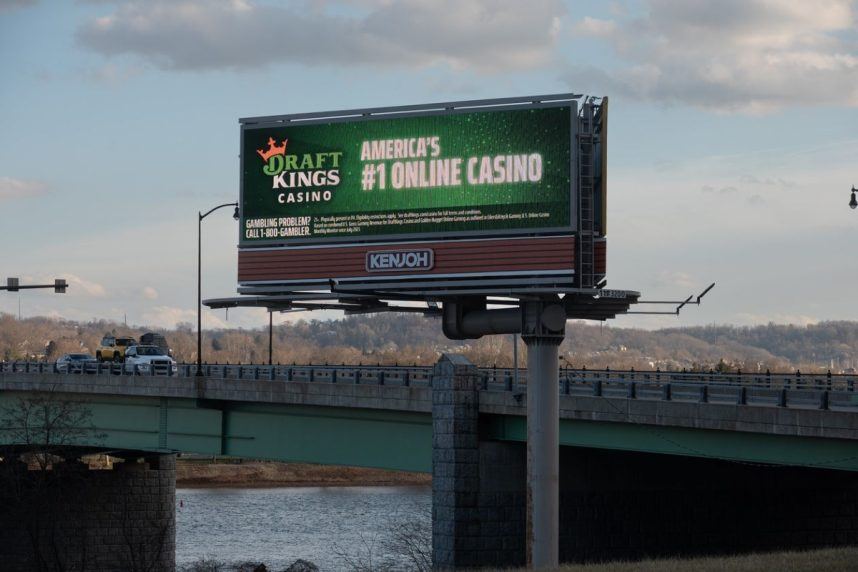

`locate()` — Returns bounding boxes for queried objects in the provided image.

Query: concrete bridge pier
[432,342,562,570]
[432,354,483,569]
[0,451,176,571]
[434,354,530,569]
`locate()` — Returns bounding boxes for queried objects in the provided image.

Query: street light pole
[268,310,273,366]
[197,202,239,377]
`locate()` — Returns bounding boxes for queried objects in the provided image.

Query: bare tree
[331,510,432,572]
[0,390,104,572]
[331,533,395,572]
[383,519,431,572]
[1,389,103,463]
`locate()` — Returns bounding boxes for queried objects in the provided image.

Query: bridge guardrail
[3,360,857,390]
[2,361,856,411]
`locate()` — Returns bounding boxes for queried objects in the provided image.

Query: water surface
[176,486,431,571]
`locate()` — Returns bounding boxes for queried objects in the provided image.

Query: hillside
[1,313,857,373]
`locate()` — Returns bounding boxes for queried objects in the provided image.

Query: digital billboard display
[240,104,574,245]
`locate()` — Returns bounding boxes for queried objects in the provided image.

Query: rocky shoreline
[182,558,318,572]
[175,458,431,488]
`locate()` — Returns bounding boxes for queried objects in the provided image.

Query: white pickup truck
[123,345,177,375]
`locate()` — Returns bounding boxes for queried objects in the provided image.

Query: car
[139,332,171,356]
[123,345,177,375]
[55,353,97,373]
[96,335,137,362]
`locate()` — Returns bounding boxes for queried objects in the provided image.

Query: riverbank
[181,545,858,572]
[501,546,858,572]
[176,458,431,488]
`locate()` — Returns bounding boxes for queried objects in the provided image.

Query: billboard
[240,103,574,246]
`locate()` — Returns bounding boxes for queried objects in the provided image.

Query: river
[176,486,432,571]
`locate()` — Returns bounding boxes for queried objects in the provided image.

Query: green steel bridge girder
[483,415,858,472]
[2,391,858,473]
[0,392,433,473]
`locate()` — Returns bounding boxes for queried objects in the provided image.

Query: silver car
[55,353,97,373]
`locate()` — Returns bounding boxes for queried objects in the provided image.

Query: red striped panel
[238,236,576,283]
[595,240,606,275]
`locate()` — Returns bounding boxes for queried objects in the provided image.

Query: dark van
[139,332,171,356]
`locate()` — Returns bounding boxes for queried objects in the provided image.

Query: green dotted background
[241,106,572,243]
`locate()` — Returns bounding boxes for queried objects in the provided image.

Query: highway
[2,360,856,412]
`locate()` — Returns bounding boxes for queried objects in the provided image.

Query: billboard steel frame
[238,93,585,248]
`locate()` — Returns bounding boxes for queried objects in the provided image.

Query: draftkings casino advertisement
[240,105,573,245]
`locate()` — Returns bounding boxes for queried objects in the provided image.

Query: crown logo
[257,137,288,162]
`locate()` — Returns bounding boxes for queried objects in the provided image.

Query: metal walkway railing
[2,361,857,411]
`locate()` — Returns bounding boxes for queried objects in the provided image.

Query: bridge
[2,360,858,471]
[1,358,858,569]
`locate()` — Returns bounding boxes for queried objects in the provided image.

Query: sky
[0,0,857,332]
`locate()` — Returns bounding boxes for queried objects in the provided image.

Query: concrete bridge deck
[1,362,857,472]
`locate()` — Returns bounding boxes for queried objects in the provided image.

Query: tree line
[2,312,857,373]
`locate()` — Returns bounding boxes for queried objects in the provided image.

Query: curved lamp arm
[200,202,239,221]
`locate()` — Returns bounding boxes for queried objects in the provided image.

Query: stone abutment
[0,452,176,571]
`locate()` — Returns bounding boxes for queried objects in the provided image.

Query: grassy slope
[494,547,858,572]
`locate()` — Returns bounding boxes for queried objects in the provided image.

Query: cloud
[77,0,565,73]
[82,63,144,85]
[572,16,617,36]
[0,177,48,200]
[142,286,158,300]
[141,305,228,329]
[701,185,738,194]
[566,0,858,112]
[738,174,796,187]
[655,270,699,290]
[699,183,765,204]
[64,274,107,297]
[746,193,765,206]
[0,0,37,13]
[139,306,305,330]
[17,273,106,297]
[696,158,823,206]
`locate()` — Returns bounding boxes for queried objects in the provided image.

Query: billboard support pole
[521,300,565,569]
[513,333,519,386]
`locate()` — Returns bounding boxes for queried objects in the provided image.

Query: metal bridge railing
[1,361,856,411]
